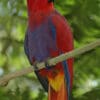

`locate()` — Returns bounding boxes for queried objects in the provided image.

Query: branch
[0,39,100,86]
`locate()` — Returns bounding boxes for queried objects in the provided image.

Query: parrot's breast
[24,18,57,64]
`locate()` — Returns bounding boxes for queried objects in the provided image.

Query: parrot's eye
[48,0,54,3]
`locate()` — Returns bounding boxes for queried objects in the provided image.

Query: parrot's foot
[45,58,52,70]
[33,61,39,70]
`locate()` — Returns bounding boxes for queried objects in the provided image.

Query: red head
[27,0,54,15]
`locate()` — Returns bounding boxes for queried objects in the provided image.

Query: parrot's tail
[48,77,68,100]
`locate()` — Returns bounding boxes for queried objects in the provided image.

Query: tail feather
[48,79,68,100]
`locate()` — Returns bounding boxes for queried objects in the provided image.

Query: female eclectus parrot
[24,0,74,100]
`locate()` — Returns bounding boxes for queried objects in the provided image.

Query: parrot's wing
[24,17,57,92]
[24,34,49,91]
[51,11,74,96]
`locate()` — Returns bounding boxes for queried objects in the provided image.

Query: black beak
[48,0,54,3]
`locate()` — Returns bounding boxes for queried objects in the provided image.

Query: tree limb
[0,39,100,86]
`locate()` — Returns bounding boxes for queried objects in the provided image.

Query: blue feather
[62,61,70,100]
[48,20,56,40]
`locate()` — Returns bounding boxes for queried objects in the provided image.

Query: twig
[0,39,100,86]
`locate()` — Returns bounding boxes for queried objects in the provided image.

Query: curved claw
[33,61,39,70]
[45,58,52,70]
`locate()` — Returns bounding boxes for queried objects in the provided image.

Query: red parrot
[24,0,74,100]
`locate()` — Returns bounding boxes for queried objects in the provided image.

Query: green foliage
[0,0,100,99]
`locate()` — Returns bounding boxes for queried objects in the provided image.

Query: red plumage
[25,0,74,100]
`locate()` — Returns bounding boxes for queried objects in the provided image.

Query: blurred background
[0,0,100,100]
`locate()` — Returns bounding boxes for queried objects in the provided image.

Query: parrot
[24,0,74,100]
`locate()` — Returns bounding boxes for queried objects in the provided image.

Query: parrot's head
[27,0,54,15]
